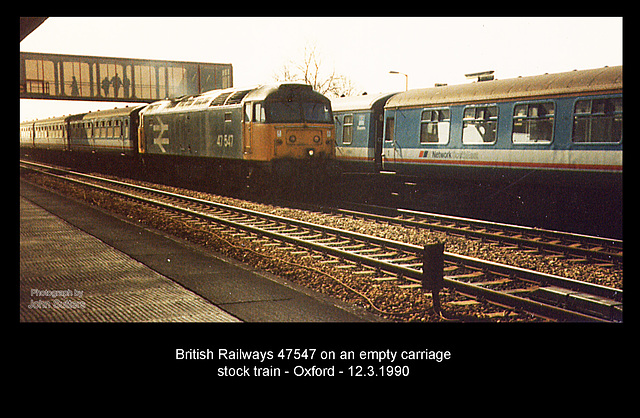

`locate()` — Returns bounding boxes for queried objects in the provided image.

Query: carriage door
[243,102,252,155]
[374,112,384,171]
[382,110,396,170]
[116,118,124,154]
[123,118,130,153]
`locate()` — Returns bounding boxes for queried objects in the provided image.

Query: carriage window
[342,115,353,145]
[107,120,114,138]
[463,105,498,144]
[420,108,450,144]
[385,117,395,142]
[572,98,622,143]
[114,120,122,137]
[512,102,554,144]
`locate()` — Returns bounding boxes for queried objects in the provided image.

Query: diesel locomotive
[20,83,336,190]
[138,83,334,184]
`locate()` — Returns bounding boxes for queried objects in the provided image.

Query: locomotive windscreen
[267,101,332,124]
[303,102,332,123]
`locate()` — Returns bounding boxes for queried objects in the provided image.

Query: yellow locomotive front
[241,83,335,179]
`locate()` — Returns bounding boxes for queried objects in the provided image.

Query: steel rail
[398,208,622,247]
[34,166,622,299]
[333,207,622,264]
[20,161,622,322]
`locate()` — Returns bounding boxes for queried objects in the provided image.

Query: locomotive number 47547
[216,134,234,148]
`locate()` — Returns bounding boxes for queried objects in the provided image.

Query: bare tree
[326,74,358,97]
[274,43,358,97]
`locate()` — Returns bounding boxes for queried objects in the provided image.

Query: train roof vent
[192,96,212,106]
[225,89,252,105]
[210,91,233,106]
[465,70,495,82]
[175,97,196,107]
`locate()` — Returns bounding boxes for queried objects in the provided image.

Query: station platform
[19,180,379,323]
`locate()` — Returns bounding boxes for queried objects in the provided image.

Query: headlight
[313,135,321,143]
[308,149,315,157]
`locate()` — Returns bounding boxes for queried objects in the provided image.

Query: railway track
[321,204,623,266]
[20,160,623,322]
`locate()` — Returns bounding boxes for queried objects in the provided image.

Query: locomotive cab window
[266,101,332,124]
[267,102,300,123]
[462,105,498,144]
[420,108,450,144]
[512,102,554,144]
[303,102,332,124]
[253,103,266,123]
[572,98,622,143]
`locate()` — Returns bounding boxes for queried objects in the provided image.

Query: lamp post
[389,70,408,91]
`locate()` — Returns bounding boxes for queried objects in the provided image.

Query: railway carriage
[332,92,397,173]
[20,115,70,163]
[332,66,622,236]
[68,106,145,156]
[380,66,622,194]
[19,120,35,150]
[32,115,69,151]
[138,82,335,187]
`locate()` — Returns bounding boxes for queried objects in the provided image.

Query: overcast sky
[20,17,623,122]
